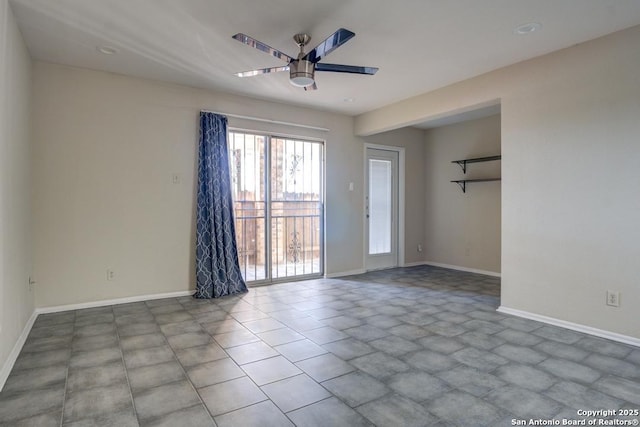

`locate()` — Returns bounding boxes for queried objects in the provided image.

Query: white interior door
[365,148,398,271]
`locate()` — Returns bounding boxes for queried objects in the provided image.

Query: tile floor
[1,266,639,426]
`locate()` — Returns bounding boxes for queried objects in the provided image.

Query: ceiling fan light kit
[289,60,315,87]
[232,28,378,90]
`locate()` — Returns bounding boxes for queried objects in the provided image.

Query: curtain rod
[201,110,330,132]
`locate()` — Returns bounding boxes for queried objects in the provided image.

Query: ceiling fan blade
[315,63,378,75]
[235,66,289,77]
[232,33,294,63]
[303,82,318,91]
[303,28,355,63]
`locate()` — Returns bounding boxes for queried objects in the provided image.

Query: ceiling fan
[232,28,378,90]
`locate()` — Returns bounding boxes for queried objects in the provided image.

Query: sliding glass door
[228,131,323,283]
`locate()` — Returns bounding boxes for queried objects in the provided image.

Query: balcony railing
[234,200,322,282]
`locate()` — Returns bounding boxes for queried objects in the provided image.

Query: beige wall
[31,62,381,307]
[0,0,33,374]
[424,115,501,273]
[363,127,426,266]
[357,25,640,338]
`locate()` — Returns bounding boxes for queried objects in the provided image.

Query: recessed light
[513,22,542,35]
[343,97,355,103]
[97,45,119,55]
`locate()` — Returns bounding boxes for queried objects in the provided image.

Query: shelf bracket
[454,160,467,174]
[455,181,466,193]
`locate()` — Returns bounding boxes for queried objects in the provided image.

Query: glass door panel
[271,137,323,279]
[368,159,392,254]
[228,132,266,281]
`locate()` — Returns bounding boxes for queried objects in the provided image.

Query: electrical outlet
[606,290,620,307]
[417,244,423,252]
[172,174,180,184]
[107,269,115,281]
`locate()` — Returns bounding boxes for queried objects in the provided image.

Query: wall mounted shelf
[451,155,501,173]
[451,178,501,193]
[451,154,501,193]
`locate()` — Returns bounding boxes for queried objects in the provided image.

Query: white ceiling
[9,0,640,116]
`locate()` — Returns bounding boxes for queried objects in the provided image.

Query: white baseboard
[325,269,366,278]
[326,263,501,278]
[37,290,194,314]
[423,261,501,278]
[0,310,38,391]
[497,306,640,348]
[402,261,428,268]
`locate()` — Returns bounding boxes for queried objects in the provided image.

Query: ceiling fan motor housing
[290,60,315,87]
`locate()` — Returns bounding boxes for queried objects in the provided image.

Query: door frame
[363,143,405,270]
[228,128,326,286]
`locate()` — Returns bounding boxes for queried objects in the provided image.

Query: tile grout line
[186,296,343,424]
[195,296,275,423]
[151,297,221,426]
[206,298,282,422]
[58,310,76,427]
[113,305,142,427]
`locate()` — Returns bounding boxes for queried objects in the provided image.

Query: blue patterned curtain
[194,112,248,298]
